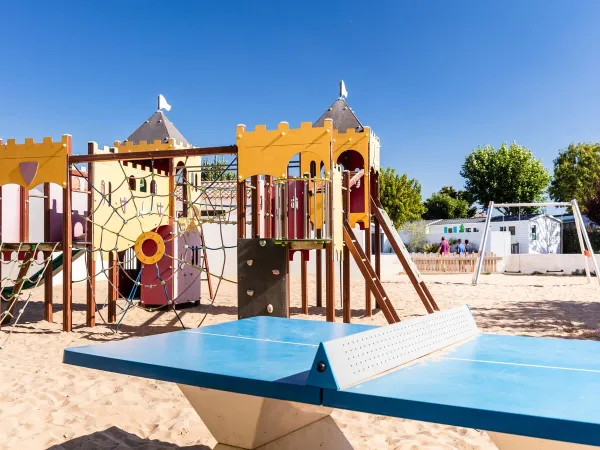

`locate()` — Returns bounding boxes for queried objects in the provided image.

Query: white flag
[158,94,171,111]
[340,80,348,98]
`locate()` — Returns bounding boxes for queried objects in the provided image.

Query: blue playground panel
[64,317,600,446]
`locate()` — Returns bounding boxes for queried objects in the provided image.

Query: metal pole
[494,202,572,208]
[571,199,591,282]
[573,200,599,283]
[472,201,494,286]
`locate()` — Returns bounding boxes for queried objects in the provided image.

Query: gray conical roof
[313,98,364,133]
[127,111,191,147]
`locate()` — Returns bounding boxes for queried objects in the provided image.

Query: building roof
[432,218,487,225]
[429,214,561,226]
[127,111,191,148]
[313,98,364,133]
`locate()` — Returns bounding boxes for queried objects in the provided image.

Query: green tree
[422,186,475,219]
[379,167,426,228]
[549,143,600,212]
[201,155,236,182]
[400,219,428,252]
[460,142,550,214]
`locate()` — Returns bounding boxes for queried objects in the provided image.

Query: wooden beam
[108,251,118,323]
[301,255,308,314]
[237,181,247,239]
[20,186,29,242]
[343,221,398,324]
[325,176,335,322]
[62,137,73,332]
[0,242,88,252]
[264,176,273,238]
[69,145,238,164]
[371,199,437,314]
[251,175,260,238]
[43,182,53,322]
[342,172,351,323]
[86,143,96,327]
[315,229,323,308]
[364,224,372,317]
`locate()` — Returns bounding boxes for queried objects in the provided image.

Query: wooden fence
[410,253,502,274]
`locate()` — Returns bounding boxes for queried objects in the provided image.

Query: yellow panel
[92,156,171,253]
[237,119,334,180]
[333,127,371,228]
[114,139,176,153]
[0,135,70,188]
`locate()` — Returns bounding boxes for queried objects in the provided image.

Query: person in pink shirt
[437,237,450,255]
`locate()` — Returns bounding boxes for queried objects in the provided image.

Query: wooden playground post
[372,171,381,280]
[20,185,29,242]
[43,182,53,322]
[251,175,260,238]
[168,158,176,304]
[342,171,351,323]
[237,180,246,239]
[364,224,372,317]
[86,143,96,327]
[108,251,118,323]
[325,173,335,322]
[264,175,272,238]
[315,229,323,308]
[62,136,73,332]
[301,255,308,314]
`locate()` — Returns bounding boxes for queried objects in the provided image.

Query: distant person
[465,239,474,254]
[456,239,466,255]
[437,237,450,255]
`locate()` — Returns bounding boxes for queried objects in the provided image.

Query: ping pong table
[64,305,600,450]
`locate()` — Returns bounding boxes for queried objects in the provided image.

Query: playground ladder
[343,220,400,324]
[371,197,439,313]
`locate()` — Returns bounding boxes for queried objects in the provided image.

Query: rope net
[0,155,240,346]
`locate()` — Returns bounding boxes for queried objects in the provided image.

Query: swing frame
[472,200,600,285]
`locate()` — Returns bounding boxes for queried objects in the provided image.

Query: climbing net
[80,154,240,331]
[0,154,241,345]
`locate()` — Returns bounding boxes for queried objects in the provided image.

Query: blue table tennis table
[64,306,600,450]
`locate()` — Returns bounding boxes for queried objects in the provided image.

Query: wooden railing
[409,253,502,274]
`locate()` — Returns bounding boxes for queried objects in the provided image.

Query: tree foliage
[400,219,428,252]
[201,155,237,182]
[379,167,426,228]
[460,142,550,215]
[422,186,475,219]
[581,180,600,227]
[549,143,600,212]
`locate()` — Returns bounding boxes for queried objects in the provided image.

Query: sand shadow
[470,300,600,339]
[47,426,211,449]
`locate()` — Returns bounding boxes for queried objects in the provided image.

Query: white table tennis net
[321,305,479,389]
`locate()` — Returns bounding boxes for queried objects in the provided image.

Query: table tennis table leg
[488,431,597,450]
[178,385,353,450]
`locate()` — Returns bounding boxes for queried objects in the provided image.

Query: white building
[400,214,563,254]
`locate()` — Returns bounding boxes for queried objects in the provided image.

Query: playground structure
[0,86,440,336]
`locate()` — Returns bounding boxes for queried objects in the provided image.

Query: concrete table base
[178,385,352,450]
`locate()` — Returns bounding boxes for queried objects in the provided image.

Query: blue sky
[2,1,600,197]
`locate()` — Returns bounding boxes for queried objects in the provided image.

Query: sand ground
[1,273,599,449]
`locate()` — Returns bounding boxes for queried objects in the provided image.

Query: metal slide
[370,197,439,313]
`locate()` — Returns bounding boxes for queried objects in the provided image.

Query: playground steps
[371,197,439,313]
[342,220,400,324]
